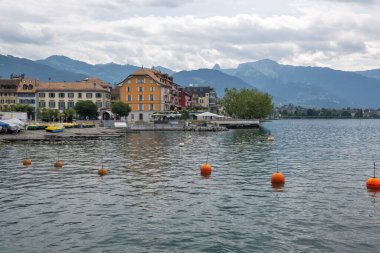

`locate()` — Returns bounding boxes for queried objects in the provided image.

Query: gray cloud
[319,0,376,3]
[0,0,379,71]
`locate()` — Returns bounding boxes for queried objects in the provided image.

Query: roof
[0,79,19,90]
[184,86,215,97]
[84,77,111,89]
[128,68,173,87]
[38,80,109,92]
[16,79,39,93]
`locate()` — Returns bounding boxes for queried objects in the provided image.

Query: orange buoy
[23,159,32,166]
[54,160,64,168]
[200,163,212,176]
[98,168,109,176]
[271,159,285,185]
[366,177,380,190]
[271,172,285,184]
[366,162,380,190]
[23,146,31,166]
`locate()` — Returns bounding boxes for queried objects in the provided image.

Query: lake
[1,119,379,252]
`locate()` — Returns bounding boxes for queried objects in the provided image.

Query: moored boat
[45,125,64,133]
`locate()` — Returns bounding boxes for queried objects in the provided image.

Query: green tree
[75,100,98,120]
[180,109,190,120]
[37,108,59,122]
[111,101,131,119]
[8,104,34,119]
[221,88,273,119]
[63,108,76,122]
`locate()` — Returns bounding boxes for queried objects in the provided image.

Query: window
[138,104,144,111]
[86,93,93,98]
[150,87,155,92]
[68,101,74,109]
[49,101,55,108]
[137,78,145,84]
[138,87,144,92]
[59,93,65,98]
[49,93,55,98]
[23,85,28,90]
[138,95,143,101]
[39,93,45,98]
[78,93,82,98]
[127,87,131,92]
[68,93,74,98]
[96,101,102,108]
[149,94,154,101]
[58,101,65,110]
[96,93,102,98]
[149,104,154,111]
[28,85,33,90]
[127,80,131,84]
[131,114,134,120]
[150,79,154,84]
[127,95,132,101]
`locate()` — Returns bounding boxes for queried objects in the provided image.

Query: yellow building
[120,68,178,122]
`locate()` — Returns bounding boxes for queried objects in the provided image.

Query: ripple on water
[1,120,380,252]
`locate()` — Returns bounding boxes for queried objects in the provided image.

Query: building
[37,78,111,112]
[16,77,38,108]
[0,74,23,111]
[184,86,217,113]
[119,67,183,122]
[178,87,192,109]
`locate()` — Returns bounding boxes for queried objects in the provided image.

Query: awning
[196,112,224,118]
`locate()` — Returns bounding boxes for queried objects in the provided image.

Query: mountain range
[1,54,380,108]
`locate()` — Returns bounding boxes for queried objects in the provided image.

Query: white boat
[0,120,20,133]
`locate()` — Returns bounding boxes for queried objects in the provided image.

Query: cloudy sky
[0,0,379,71]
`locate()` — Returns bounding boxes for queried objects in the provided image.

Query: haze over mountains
[1,54,380,108]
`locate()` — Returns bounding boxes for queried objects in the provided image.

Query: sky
[0,0,380,71]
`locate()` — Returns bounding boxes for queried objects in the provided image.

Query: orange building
[120,68,180,122]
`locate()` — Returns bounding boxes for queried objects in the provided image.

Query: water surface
[1,119,379,252]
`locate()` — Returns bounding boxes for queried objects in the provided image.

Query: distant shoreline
[273,117,380,120]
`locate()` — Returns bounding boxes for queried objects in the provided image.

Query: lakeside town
[0,68,216,122]
[1,67,269,138]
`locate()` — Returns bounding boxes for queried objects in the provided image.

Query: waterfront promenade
[0,121,228,144]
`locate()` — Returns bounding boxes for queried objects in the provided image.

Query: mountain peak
[256,59,278,65]
[239,59,278,68]
[212,64,221,70]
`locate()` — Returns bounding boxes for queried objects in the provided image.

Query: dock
[0,123,228,144]
[0,127,128,144]
[211,119,260,129]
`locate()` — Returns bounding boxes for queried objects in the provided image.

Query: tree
[37,108,59,122]
[221,88,273,119]
[180,109,190,120]
[111,101,131,120]
[63,108,76,122]
[7,104,34,119]
[75,100,98,120]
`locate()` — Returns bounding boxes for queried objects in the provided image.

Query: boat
[26,124,47,130]
[45,125,64,133]
[0,119,22,133]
